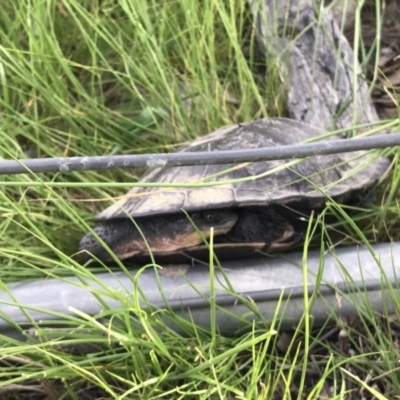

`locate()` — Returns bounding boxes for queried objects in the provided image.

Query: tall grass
[0,0,399,398]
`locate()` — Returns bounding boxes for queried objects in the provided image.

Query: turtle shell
[97,117,389,220]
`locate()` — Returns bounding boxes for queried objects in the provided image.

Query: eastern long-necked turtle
[79,117,389,262]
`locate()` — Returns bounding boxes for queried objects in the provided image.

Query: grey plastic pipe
[0,242,399,337]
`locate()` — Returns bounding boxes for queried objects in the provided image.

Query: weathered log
[248,0,380,132]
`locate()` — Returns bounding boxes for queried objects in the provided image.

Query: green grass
[0,0,400,398]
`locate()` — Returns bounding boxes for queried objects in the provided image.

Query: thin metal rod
[1,133,399,176]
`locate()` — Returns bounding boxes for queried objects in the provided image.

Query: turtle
[79,117,389,262]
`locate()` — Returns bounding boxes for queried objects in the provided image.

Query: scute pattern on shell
[97,118,389,220]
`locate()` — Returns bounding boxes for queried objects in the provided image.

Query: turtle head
[188,209,238,236]
[79,209,238,262]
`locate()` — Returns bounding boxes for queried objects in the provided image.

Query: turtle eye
[203,212,216,223]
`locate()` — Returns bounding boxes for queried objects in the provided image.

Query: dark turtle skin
[80,209,238,262]
[79,117,389,262]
